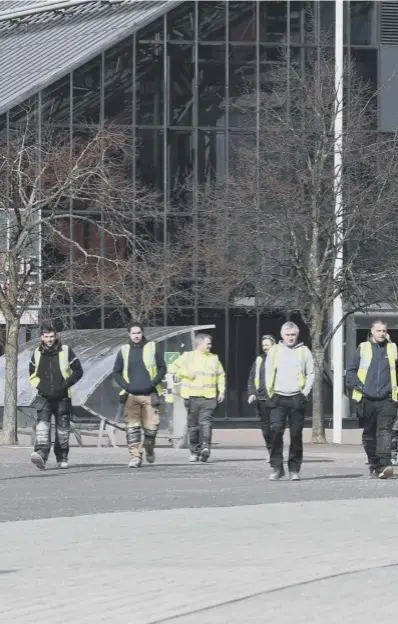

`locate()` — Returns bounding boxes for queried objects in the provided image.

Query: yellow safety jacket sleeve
[216,360,226,394]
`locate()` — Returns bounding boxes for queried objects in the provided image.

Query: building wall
[0,1,381,418]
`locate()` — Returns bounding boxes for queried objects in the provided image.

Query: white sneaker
[57,461,69,469]
[189,454,199,463]
[128,458,142,468]
[30,452,45,470]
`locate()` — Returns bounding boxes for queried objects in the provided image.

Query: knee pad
[143,428,157,440]
[36,421,50,445]
[126,426,141,445]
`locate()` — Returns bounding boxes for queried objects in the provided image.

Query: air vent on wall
[382,2,398,44]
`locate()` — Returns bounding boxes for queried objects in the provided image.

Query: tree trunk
[1,317,20,445]
[311,340,327,444]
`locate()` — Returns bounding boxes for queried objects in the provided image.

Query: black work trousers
[34,397,72,462]
[269,394,306,473]
[185,397,217,455]
[360,397,396,471]
[256,400,271,452]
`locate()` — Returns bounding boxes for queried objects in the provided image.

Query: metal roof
[0,0,183,115]
[0,325,216,407]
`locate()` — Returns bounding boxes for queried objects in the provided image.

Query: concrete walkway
[0,442,396,623]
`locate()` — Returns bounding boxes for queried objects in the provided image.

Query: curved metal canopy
[0,325,215,407]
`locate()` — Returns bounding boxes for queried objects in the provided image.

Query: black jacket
[247,353,267,400]
[113,338,166,395]
[29,340,83,401]
[346,340,396,400]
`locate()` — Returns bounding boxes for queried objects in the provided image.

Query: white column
[332,0,344,444]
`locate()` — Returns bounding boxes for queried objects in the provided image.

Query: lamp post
[332,0,344,444]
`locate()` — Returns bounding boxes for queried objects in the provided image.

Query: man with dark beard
[29,324,83,470]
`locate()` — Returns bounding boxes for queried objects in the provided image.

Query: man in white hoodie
[265,322,314,481]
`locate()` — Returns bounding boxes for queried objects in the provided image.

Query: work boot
[128,458,142,468]
[200,447,210,462]
[290,472,301,481]
[145,450,156,464]
[189,454,199,463]
[30,451,45,470]
[269,467,285,480]
[379,465,394,479]
[57,461,69,469]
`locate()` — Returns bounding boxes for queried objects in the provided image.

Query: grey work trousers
[185,397,217,455]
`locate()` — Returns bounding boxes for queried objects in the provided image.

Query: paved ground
[1,441,398,622]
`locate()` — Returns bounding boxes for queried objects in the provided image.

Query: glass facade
[0,1,380,419]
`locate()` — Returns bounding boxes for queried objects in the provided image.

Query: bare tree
[68,223,192,325]
[196,45,398,442]
[0,115,185,444]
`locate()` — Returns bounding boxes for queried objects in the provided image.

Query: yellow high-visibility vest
[352,341,398,402]
[120,341,162,397]
[29,345,73,398]
[267,344,306,398]
[169,351,226,399]
[254,355,263,391]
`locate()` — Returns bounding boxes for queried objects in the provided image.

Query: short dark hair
[40,323,56,335]
[372,318,387,328]
[127,321,144,333]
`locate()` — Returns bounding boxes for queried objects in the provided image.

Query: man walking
[113,322,166,468]
[29,323,83,470]
[169,333,225,463]
[346,318,397,479]
[266,322,314,481]
[247,334,276,459]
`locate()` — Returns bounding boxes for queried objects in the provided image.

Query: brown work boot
[379,465,394,479]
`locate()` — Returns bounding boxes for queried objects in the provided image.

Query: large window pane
[352,48,377,128]
[198,1,226,41]
[289,1,316,44]
[198,130,225,182]
[351,1,374,45]
[138,17,163,41]
[229,1,257,43]
[198,44,226,126]
[168,130,193,203]
[104,39,133,124]
[169,43,193,126]
[136,128,164,190]
[73,56,101,125]
[167,2,195,40]
[136,42,164,125]
[229,45,256,107]
[260,1,287,42]
[0,113,6,143]
[41,74,70,125]
[320,0,335,41]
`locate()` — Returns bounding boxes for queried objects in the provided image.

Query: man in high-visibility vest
[346,318,397,479]
[29,323,83,470]
[113,322,166,468]
[265,322,314,481]
[247,334,276,458]
[169,333,225,463]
